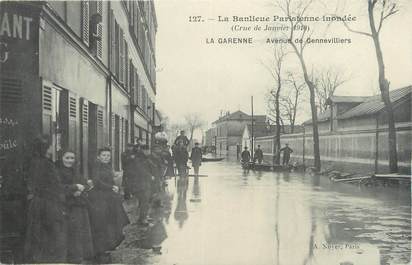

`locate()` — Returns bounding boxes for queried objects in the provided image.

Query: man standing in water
[190,142,203,176]
[280,143,293,166]
[241,146,251,164]
[254,145,263,164]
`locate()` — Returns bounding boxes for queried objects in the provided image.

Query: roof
[326,96,369,105]
[245,124,278,137]
[303,108,331,125]
[213,111,266,124]
[338,86,412,120]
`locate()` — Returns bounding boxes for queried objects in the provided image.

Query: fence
[255,122,411,174]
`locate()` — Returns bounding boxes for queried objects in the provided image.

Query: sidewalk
[110,190,173,264]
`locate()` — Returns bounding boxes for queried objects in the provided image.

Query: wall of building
[39,19,107,107]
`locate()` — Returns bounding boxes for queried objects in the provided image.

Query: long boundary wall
[255,122,411,174]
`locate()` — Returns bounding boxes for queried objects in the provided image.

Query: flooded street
[113,160,411,265]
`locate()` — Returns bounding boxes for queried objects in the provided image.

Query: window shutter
[134,2,138,37]
[135,73,139,106]
[42,85,53,113]
[68,94,79,157]
[97,106,104,148]
[115,22,119,78]
[110,10,115,71]
[81,0,90,46]
[124,40,128,90]
[79,98,89,178]
[96,0,103,59]
[119,29,124,84]
[129,62,134,100]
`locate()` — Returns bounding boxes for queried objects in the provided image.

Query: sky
[154,0,412,128]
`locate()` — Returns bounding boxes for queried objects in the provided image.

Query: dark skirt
[67,204,94,262]
[87,189,130,255]
[24,196,67,263]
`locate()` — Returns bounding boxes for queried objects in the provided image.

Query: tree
[340,0,399,172]
[279,72,305,133]
[184,113,205,148]
[263,45,288,165]
[275,0,322,171]
[314,67,348,112]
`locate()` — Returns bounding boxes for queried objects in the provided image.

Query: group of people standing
[241,143,293,166]
[23,131,203,263]
[24,135,129,263]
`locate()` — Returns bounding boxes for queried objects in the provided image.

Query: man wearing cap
[280,143,293,166]
[190,142,203,176]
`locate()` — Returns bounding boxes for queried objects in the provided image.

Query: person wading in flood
[241,146,251,165]
[190,142,203,176]
[280,143,293,166]
[254,145,264,164]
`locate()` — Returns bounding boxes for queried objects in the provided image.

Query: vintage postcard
[0,0,411,264]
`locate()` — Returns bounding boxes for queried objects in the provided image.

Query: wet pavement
[111,160,411,265]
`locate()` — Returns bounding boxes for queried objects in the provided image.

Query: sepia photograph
[0,0,411,264]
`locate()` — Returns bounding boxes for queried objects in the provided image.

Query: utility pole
[251,96,254,162]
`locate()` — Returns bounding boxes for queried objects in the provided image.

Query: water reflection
[174,177,189,228]
[126,161,410,265]
[190,176,201,202]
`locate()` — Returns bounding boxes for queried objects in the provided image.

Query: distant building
[204,127,217,148]
[211,110,267,156]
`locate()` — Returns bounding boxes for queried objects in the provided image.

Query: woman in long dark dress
[55,150,94,263]
[24,135,67,263]
[87,147,129,260]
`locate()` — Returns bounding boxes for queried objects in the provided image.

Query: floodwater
[116,160,411,265]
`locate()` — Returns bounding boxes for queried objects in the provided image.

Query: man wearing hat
[174,130,190,147]
[241,146,251,164]
[190,142,203,176]
[280,143,293,166]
